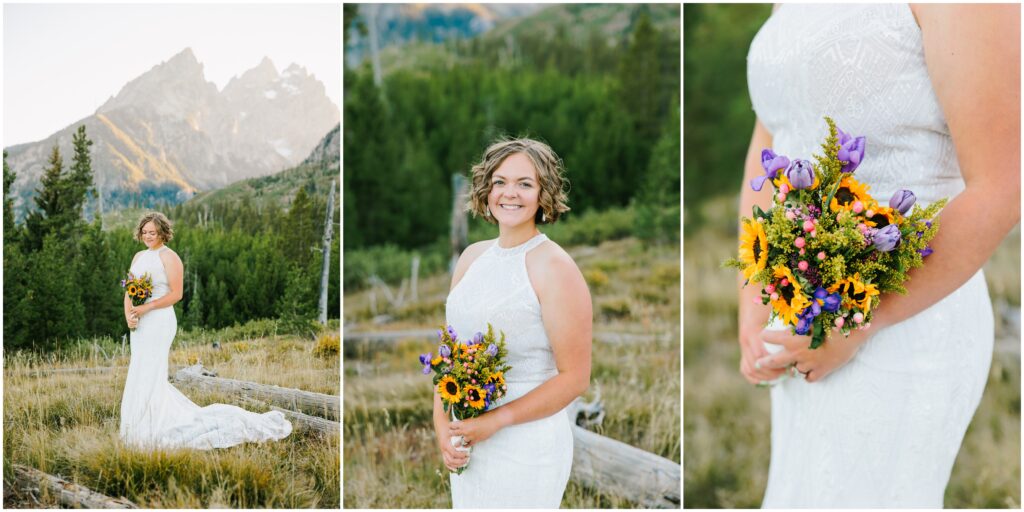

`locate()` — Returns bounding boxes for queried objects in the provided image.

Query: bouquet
[726,117,946,348]
[419,324,511,473]
[121,271,153,331]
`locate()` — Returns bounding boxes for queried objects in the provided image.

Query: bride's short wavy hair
[466,137,570,225]
[134,211,174,243]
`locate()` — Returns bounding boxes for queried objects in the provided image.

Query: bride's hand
[126,314,139,329]
[439,431,470,471]
[448,410,508,448]
[129,304,151,318]
[738,321,787,385]
[755,327,870,382]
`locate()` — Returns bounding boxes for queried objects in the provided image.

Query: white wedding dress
[119,246,292,449]
[747,4,995,507]
[445,233,573,508]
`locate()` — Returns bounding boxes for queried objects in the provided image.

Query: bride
[738,4,1019,507]
[436,138,593,507]
[120,212,292,449]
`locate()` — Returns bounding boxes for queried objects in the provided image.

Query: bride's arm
[758,4,1021,381]
[449,244,592,446]
[737,119,788,384]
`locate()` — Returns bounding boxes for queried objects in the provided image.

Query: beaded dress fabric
[445,233,573,508]
[119,246,292,449]
[747,4,993,507]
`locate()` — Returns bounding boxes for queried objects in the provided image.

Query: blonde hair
[466,137,570,225]
[134,211,174,243]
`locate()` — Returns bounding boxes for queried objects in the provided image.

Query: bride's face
[488,153,541,228]
[141,222,162,249]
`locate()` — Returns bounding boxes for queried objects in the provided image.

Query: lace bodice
[748,4,963,206]
[445,233,556,393]
[130,247,171,303]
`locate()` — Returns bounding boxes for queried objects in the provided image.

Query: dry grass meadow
[683,197,1021,508]
[3,321,340,508]
[343,237,681,508]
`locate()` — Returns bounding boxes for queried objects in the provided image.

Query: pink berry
[810,230,817,238]
[799,248,806,255]
[835,317,845,328]
[776,192,786,202]
[866,209,875,218]
[780,278,789,287]
[853,312,864,324]
[857,223,869,234]
[786,210,797,220]
[770,292,779,301]
[794,237,806,248]
[798,261,809,271]
[803,220,815,232]
[852,201,864,213]
[817,251,826,260]
[472,379,477,384]
[780,184,790,194]
[765,284,776,294]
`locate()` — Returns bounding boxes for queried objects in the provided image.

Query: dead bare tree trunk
[319,178,336,325]
[173,364,338,420]
[450,173,469,273]
[570,424,681,508]
[12,464,138,509]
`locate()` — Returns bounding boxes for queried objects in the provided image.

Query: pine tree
[3,150,18,243]
[26,233,86,349]
[67,125,95,222]
[24,145,65,251]
[277,261,318,336]
[76,219,121,337]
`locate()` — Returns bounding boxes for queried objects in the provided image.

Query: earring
[542,212,547,223]
[485,208,491,218]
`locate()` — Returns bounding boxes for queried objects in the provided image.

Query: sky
[3,3,341,146]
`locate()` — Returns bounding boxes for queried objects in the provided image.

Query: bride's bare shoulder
[450,240,494,291]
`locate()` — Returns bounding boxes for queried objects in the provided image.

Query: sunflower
[127,284,138,296]
[487,370,505,388]
[828,273,880,313]
[738,219,769,280]
[438,375,461,404]
[464,384,486,410]
[863,204,898,228]
[830,175,874,212]
[770,265,812,326]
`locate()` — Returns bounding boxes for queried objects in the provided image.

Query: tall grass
[3,321,339,508]
[343,237,680,508]
[683,197,1021,508]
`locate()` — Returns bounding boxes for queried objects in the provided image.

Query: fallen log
[270,406,340,435]
[570,424,681,508]
[11,464,137,509]
[173,364,338,420]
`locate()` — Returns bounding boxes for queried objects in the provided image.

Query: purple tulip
[787,159,816,189]
[751,149,791,191]
[439,344,451,358]
[418,352,432,366]
[437,329,444,340]
[422,365,432,375]
[486,344,498,357]
[871,224,902,252]
[918,246,934,258]
[889,189,916,215]
[447,326,458,341]
[837,127,866,173]
[813,287,828,301]
[484,383,496,395]
[470,332,484,346]
[823,293,841,312]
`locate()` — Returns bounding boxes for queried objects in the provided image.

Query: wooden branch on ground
[11,464,138,509]
[344,329,674,345]
[570,425,681,508]
[173,364,338,420]
[269,406,340,434]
